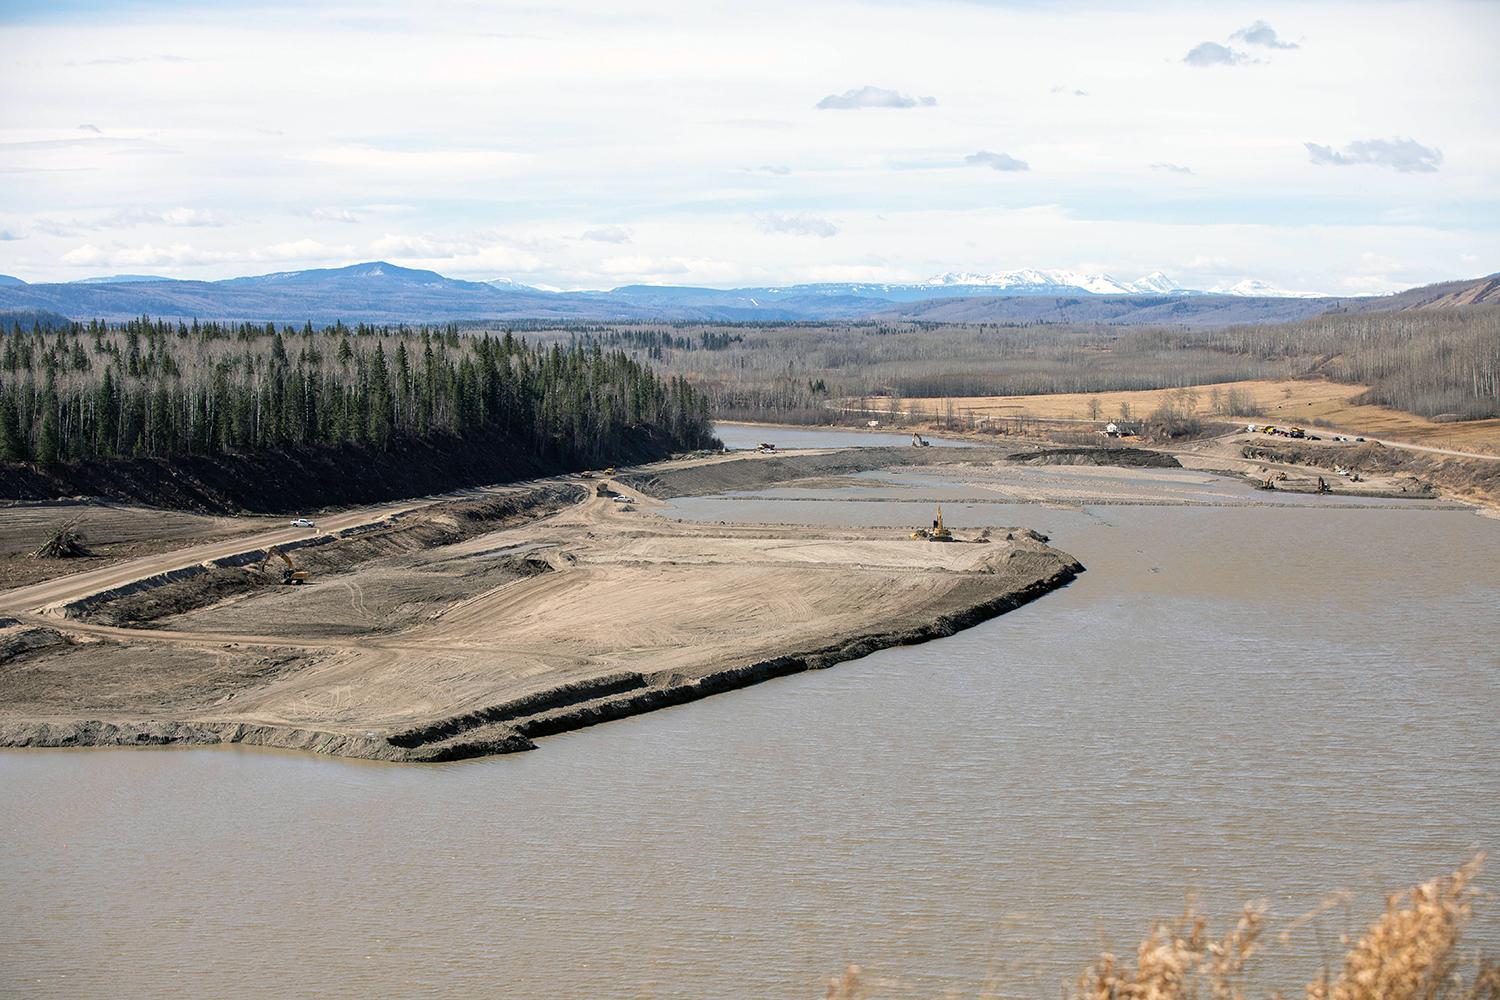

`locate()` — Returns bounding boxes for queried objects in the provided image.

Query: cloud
[1305,137,1443,173]
[1232,21,1298,49]
[0,229,24,241]
[748,164,791,176]
[308,207,360,223]
[32,207,228,233]
[965,150,1030,172]
[60,239,352,268]
[122,207,227,227]
[1183,42,1249,67]
[69,54,193,66]
[1150,162,1194,175]
[1050,85,1089,96]
[77,124,101,134]
[756,212,839,238]
[369,233,476,258]
[815,86,936,110]
[580,225,633,244]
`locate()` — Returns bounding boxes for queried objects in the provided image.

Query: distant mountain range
[0,261,1493,327]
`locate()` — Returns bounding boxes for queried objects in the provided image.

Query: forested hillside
[0,318,715,509]
[525,304,1500,423]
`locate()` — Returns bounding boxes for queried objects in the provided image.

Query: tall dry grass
[826,857,1497,1000]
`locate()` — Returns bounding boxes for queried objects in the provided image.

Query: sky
[0,0,1496,293]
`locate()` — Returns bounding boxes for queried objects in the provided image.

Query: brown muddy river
[3,451,1497,998]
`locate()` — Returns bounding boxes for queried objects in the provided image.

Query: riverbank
[0,448,1081,762]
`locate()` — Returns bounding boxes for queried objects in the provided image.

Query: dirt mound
[0,425,678,514]
[623,446,1008,498]
[73,485,581,627]
[1007,447,1181,468]
[0,621,71,664]
[1242,440,1499,506]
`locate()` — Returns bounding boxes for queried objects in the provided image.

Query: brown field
[870,378,1500,456]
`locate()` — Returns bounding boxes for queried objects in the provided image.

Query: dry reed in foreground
[826,857,1497,1000]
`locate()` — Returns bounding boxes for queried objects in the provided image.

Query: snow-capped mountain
[923,269,1184,295]
[487,276,562,293]
[1127,271,1183,294]
[1213,278,1328,299]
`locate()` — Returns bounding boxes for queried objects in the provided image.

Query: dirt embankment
[622,446,1008,498]
[0,425,685,514]
[0,503,281,591]
[0,450,1083,763]
[1241,441,1498,507]
[1006,447,1181,469]
[71,485,581,626]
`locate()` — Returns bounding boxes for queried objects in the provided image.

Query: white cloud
[1306,138,1443,173]
[1183,41,1250,67]
[965,151,1030,172]
[69,54,194,66]
[815,86,936,110]
[1232,21,1298,49]
[120,207,228,227]
[1150,162,1194,175]
[308,207,360,223]
[369,233,476,258]
[60,239,353,268]
[756,213,839,238]
[580,225,633,244]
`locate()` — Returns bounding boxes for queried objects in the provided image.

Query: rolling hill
[0,262,1492,327]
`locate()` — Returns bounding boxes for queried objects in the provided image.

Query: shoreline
[0,447,1083,764]
[719,416,1500,514]
[0,556,1077,763]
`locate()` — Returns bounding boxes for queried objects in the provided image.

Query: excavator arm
[259,545,309,584]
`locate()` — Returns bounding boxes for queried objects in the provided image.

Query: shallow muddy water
[3,465,1497,999]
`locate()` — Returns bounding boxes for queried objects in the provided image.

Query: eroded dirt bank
[0,423,689,515]
[0,448,1081,762]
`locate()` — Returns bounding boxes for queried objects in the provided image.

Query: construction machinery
[912,505,954,542]
[258,545,309,585]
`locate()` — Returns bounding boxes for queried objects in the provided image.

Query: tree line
[481,306,1500,423]
[0,318,716,468]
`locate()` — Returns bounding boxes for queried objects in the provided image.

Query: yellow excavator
[911,505,954,542]
[258,545,309,585]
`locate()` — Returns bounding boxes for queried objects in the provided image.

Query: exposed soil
[1239,440,1497,506]
[0,502,282,590]
[75,486,580,627]
[851,378,1500,456]
[622,445,1009,498]
[1005,446,1181,469]
[0,424,691,515]
[0,449,1082,762]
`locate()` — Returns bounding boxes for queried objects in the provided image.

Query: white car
[290,518,316,528]
[611,495,632,504]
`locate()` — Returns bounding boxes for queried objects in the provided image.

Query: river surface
[3,432,1497,999]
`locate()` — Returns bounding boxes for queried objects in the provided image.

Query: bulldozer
[912,504,954,542]
[258,545,309,585]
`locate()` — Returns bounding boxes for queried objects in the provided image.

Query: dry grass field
[870,379,1500,455]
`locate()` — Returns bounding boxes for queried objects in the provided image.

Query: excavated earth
[0,449,1082,763]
